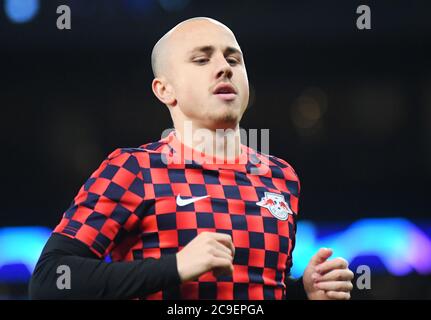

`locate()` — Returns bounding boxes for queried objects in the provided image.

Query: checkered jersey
[53,131,301,300]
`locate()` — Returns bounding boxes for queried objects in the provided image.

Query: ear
[152,77,176,106]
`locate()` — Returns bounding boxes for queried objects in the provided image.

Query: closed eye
[193,58,209,65]
[227,58,240,65]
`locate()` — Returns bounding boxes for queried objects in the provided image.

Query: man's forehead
[186,45,243,56]
[171,18,234,38]
[168,19,240,51]
[151,18,242,77]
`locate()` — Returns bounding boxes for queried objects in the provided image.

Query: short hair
[151,17,230,78]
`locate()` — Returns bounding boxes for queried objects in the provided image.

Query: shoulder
[251,148,300,179]
[104,138,170,169]
[253,149,302,197]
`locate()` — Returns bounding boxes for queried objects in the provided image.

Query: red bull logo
[256,192,293,220]
[279,201,289,210]
[261,198,275,206]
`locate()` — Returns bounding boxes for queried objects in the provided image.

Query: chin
[205,112,240,129]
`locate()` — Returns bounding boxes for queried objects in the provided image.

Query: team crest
[256,192,292,220]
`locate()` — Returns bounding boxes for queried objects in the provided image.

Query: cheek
[173,77,193,101]
[237,71,250,101]
[180,84,205,103]
[175,80,208,114]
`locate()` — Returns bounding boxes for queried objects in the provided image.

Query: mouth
[213,82,237,101]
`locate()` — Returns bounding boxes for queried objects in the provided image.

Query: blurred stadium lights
[291,218,431,278]
[0,218,430,284]
[290,87,327,136]
[350,84,404,140]
[0,227,51,283]
[2,0,189,23]
[4,0,39,23]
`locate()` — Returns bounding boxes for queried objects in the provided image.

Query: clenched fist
[176,232,235,282]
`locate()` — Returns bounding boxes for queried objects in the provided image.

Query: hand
[175,232,235,282]
[303,248,354,300]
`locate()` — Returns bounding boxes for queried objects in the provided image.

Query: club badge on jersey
[256,192,293,220]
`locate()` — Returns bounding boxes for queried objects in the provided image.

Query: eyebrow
[188,45,243,57]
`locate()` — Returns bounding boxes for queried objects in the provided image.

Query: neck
[173,120,242,161]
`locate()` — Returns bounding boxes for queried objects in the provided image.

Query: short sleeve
[53,149,145,258]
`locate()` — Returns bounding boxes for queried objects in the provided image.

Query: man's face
[165,20,250,130]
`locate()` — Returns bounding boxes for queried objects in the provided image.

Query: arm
[29,149,235,299]
[29,233,181,299]
[29,149,178,299]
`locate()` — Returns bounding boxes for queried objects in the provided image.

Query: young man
[29,17,353,300]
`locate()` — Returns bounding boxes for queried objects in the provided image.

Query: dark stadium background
[1,0,430,299]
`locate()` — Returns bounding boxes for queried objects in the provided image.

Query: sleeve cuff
[285,276,309,300]
[157,254,182,287]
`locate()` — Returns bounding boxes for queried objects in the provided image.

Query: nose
[214,54,233,80]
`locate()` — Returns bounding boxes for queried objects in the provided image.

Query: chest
[138,168,296,254]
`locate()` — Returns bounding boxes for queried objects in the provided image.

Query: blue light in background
[5,0,40,23]
[0,227,50,282]
[291,218,431,277]
[0,218,430,283]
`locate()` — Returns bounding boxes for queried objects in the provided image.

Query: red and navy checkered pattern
[53,131,301,300]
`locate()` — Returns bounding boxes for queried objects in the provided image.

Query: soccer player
[29,17,354,300]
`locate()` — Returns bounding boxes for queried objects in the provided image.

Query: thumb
[309,248,333,266]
